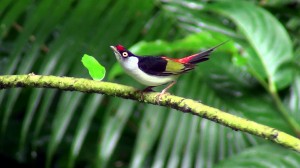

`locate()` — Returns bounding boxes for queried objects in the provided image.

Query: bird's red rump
[162,54,197,64]
[162,57,184,63]
[177,54,198,63]
[116,45,125,51]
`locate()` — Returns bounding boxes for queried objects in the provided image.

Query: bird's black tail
[187,40,229,64]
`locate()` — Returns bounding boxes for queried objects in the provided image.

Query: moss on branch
[0,74,300,152]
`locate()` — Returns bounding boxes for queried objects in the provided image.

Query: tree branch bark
[0,74,300,152]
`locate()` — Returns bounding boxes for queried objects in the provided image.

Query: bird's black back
[137,56,172,76]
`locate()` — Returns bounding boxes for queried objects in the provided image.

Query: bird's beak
[110,46,117,53]
[110,45,122,61]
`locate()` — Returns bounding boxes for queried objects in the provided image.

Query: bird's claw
[156,94,163,103]
[155,92,170,103]
[138,86,154,101]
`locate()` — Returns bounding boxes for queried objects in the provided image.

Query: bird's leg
[143,86,154,92]
[156,81,176,102]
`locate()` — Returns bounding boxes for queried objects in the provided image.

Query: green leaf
[152,74,195,168]
[286,75,300,122]
[68,94,103,168]
[97,99,134,168]
[46,93,84,168]
[151,109,181,168]
[130,105,167,168]
[207,1,294,90]
[198,52,292,133]
[81,54,106,81]
[166,75,200,168]
[215,144,300,168]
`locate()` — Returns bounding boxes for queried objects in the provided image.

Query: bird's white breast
[119,56,176,86]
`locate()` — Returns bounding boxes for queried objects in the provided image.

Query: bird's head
[110,45,135,61]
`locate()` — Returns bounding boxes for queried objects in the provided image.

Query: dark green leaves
[207,1,294,91]
[2,0,300,167]
[216,144,300,168]
[81,54,106,81]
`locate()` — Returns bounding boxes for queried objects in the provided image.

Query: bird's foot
[139,86,154,100]
[155,81,176,103]
[155,92,170,103]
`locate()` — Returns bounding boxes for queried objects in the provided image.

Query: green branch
[1,74,300,152]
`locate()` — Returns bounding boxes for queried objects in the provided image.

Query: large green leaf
[129,105,167,168]
[207,1,294,90]
[198,53,292,133]
[286,75,300,122]
[46,92,84,167]
[0,0,31,38]
[0,0,74,135]
[215,144,300,167]
[68,94,103,168]
[97,98,135,168]
[151,109,181,168]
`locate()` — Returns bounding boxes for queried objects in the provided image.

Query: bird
[110,41,227,101]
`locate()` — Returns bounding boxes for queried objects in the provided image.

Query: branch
[0,74,300,152]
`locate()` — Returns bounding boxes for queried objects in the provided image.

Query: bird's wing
[138,56,194,76]
[163,57,195,74]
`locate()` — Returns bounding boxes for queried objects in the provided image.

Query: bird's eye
[122,52,128,57]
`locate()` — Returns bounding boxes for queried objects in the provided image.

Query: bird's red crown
[116,45,125,51]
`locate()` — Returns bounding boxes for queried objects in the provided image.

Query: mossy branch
[0,74,300,152]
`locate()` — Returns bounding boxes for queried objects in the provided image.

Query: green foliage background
[1,0,300,167]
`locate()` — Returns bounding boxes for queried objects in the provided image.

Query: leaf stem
[269,89,300,137]
[248,66,300,136]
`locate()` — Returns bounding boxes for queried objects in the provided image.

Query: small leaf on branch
[81,54,106,81]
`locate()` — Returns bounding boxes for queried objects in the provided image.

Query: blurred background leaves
[1,0,300,167]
